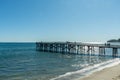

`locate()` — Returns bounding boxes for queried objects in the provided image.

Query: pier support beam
[76,45,80,54]
[112,48,118,57]
[87,46,95,55]
[36,43,44,51]
[99,47,105,56]
[87,46,90,55]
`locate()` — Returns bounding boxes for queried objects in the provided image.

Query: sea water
[0,43,119,80]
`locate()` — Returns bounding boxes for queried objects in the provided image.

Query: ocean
[0,43,119,80]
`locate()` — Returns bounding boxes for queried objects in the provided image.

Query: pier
[36,42,120,57]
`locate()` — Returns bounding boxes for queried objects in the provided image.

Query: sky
[0,0,120,42]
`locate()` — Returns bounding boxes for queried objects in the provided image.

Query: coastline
[79,63,120,80]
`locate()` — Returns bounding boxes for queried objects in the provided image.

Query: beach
[80,63,120,80]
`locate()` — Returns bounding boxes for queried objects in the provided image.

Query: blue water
[0,43,115,80]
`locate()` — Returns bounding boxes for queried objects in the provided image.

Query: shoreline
[50,58,120,80]
[79,63,120,80]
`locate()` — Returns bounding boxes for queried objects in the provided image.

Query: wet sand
[80,64,120,80]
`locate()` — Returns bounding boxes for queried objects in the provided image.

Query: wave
[50,58,120,80]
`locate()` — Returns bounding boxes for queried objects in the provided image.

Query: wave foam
[50,58,120,80]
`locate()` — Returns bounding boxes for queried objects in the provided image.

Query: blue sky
[0,0,120,42]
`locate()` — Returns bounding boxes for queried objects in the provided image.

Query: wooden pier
[36,42,120,57]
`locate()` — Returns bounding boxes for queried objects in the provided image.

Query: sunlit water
[0,43,118,80]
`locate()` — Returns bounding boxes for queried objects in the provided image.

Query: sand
[79,64,120,80]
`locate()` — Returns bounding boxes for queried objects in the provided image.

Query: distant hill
[107,38,120,42]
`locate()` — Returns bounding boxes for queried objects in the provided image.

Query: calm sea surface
[0,43,116,80]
